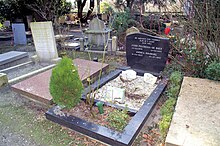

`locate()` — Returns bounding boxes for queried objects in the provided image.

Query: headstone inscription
[12,23,27,45]
[30,21,58,62]
[126,33,170,75]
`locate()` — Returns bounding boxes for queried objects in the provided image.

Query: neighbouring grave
[30,21,59,62]
[3,20,10,28]
[85,17,111,50]
[11,59,109,104]
[166,77,220,146]
[0,51,28,70]
[12,23,27,45]
[0,73,8,88]
[126,33,170,75]
[126,26,140,36]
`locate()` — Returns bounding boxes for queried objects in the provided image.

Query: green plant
[205,61,220,81]
[49,57,84,109]
[100,1,114,15]
[166,85,180,98]
[107,108,129,131]
[169,71,182,85]
[159,71,183,138]
[112,9,137,36]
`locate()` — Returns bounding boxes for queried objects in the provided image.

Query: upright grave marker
[30,21,59,62]
[126,33,170,75]
[12,23,27,45]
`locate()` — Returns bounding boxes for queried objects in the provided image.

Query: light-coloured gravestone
[88,17,106,30]
[112,36,117,52]
[12,23,27,45]
[126,26,140,36]
[30,21,59,62]
[3,21,10,27]
[85,17,111,49]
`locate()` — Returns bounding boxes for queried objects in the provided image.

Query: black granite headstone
[126,33,170,74]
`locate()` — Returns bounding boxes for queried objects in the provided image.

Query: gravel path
[0,87,40,146]
[5,62,52,80]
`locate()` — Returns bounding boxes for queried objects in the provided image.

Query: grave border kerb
[45,69,167,146]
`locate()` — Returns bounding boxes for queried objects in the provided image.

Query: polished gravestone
[11,59,109,104]
[0,51,28,70]
[126,33,170,76]
[12,23,27,45]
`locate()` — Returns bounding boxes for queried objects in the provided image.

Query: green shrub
[205,61,220,81]
[159,71,183,138]
[107,108,129,131]
[112,9,137,36]
[167,85,180,98]
[49,57,84,109]
[169,71,182,85]
[160,98,176,116]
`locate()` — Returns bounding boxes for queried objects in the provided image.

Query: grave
[11,59,109,104]
[166,77,220,146]
[126,26,140,35]
[126,33,170,76]
[12,23,27,45]
[3,20,10,28]
[85,17,111,50]
[0,51,29,70]
[30,21,59,62]
[45,33,170,145]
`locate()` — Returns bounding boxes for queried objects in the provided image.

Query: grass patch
[0,104,81,146]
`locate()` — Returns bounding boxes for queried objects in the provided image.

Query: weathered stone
[166,77,220,146]
[85,17,111,49]
[126,26,140,36]
[112,36,117,52]
[0,73,8,87]
[12,23,27,45]
[30,21,59,62]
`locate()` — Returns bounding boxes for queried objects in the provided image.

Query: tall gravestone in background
[85,17,111,49]
[12,23,27,45]
[126,33,170,75]
[30,21,58,62]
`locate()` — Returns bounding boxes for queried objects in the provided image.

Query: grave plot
[0,51,29,70]
[46,69,167,146]
[46,33,170,145]
[11,59,109,104]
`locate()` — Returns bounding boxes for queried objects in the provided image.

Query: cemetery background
[1,0,219,145]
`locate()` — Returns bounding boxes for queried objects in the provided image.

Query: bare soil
[62,100,132,131]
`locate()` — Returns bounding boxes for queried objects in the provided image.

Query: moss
[159,71,183,139]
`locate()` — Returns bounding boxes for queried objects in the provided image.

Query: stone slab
[11,59,109,104]
[166,77,220,146]
[0,51,28,69]
[0,73,8,87]
[12,23,27,45]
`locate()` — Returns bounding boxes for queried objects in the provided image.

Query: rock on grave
[30,21,59,62]
[126,26,140,36]
[126,33,170,75]
[0,73,8,88]
[12,23,27,45]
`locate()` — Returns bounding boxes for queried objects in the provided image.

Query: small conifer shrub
[49,57,83,109]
